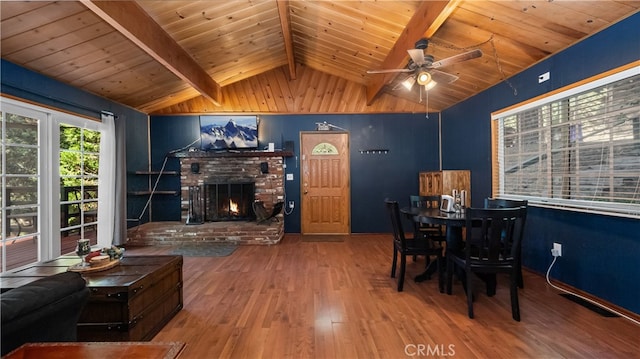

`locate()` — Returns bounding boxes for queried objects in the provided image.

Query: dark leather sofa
[1,271,90,355]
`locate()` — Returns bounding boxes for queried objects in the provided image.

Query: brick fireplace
[127,151,290,246]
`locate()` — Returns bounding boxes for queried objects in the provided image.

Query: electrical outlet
[552,242,562,257]
[288,201,295,210]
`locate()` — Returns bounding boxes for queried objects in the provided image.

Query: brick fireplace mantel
[127,150,291,246]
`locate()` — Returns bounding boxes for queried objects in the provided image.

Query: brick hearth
[127,151,291,246]
[127,219,284,246]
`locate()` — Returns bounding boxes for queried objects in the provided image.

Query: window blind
[492,64,640,218]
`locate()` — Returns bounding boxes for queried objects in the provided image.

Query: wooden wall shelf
[134,171,179,175]
[129,171,180,196]
[128,190,178,196]
[169,150,294,158]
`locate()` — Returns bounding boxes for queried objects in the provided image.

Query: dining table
[400,206,496,295]
[400,206,467,250]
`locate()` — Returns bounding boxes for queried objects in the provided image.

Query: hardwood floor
[124,234,639,359]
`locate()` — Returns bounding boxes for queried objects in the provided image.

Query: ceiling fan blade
[367,68,413,74]
[407,49,426,66]
[429,49,483,69]
[430,70,459,84]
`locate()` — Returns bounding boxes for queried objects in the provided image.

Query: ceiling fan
[367,38,483,91]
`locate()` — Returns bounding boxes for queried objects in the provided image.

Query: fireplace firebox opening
[202,181,255,221]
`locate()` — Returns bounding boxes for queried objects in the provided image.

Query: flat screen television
[200,115,258,151]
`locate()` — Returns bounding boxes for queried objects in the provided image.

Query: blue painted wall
[441,13,640,313]
[149,113,441,233]
[1,59,150,227]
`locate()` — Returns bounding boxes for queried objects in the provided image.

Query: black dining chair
[409,195,446,265]
[484,198,528,289]
[446,206,527,321]
[385,199,444,292]
[409,195,446,243]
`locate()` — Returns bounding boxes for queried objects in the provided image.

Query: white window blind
[492,65,640,218]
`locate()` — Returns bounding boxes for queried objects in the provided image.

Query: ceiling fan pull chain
[425,87,429,120]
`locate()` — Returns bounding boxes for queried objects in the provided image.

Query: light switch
[286,173,294,181]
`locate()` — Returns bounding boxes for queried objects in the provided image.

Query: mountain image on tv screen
[200,115,258,150]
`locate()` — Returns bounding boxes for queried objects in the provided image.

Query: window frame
[491,62,640,219]
[1,97,114,272]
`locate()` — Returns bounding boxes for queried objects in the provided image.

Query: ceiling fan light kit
[424,80,437,91]
[416,71,431,85]
[367,38,483,96]
[402,76,416,90]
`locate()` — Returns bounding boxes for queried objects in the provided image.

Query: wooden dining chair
[385,199,444,292]
[484,198,528,289]
[446,207,527,321]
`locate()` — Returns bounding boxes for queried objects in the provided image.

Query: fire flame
[229,199,239,214]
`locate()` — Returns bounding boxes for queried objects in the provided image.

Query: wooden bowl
[90,255,110,266]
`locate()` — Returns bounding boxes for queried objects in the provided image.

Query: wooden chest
[77,255,183,341]
[419,170,471,205]
[0,255,183,342]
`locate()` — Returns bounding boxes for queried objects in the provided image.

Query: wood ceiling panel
[1,1,637,114]
[146,0,277,36]
[83,61,181,101]
[290,13,392,59]
[0,1,50,20]
[453,5,576,53]
[28,36,140,89]
[123,79,194,110]
[163,4,280,47]
[292,33,381,78]
[295,48,371,85]
[140,0,282,89]
[194,41,286,85]
[288,1,416,87]
[0,2,85,39]
[290,1,411,43]
[39,33,134,78]
[552,1,639,22]
[184,15,283,56]
[326,0,420,25]
[1,10,102,55]
[216,56,288,87]
[6,22,116,66]
[189,17,285,66]
[488,1,616,36]
[138,87,203,114]
[69,52,155,89]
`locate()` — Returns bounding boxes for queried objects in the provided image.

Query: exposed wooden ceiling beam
[366,0,460,105]
[277,0,296,80]
[81,0,222,106]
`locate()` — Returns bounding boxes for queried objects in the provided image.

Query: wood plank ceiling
[1,1,638,115]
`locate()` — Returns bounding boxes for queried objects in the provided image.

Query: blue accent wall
[441,13,640,314]
[149,113,441,233]
[1,59,150,227]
